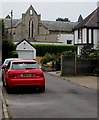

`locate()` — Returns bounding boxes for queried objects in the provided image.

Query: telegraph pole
[11,9,13,39]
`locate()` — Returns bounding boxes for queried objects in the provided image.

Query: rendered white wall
[93,29,98,49]
[58,34,74,44]
[74,30,78,44]
[82,28,87,43]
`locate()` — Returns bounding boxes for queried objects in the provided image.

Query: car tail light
[8,71,17,78]
[35,73,44,78]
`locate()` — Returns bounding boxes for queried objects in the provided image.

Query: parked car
[2,58,20,67]
[2,59,45,93]
[2,58,21,86]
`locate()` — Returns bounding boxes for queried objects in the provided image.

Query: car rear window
[11,62,39,70]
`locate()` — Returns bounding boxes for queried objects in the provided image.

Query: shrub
[62,50,75,58]
[8,51,18,58]
[40,53,56,64]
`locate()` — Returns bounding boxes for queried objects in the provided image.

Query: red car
[2,59,45,93]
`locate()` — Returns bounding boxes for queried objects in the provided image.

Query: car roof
[11,59,37,63]
[4,58,20,60]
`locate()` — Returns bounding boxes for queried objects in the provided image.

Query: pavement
[48,71,98,90]
[0,71,98,119]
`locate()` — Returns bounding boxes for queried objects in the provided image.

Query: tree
[1,19,18,62]
[0,19,8,39]
[2,39,16,62]
[56,17,70,22]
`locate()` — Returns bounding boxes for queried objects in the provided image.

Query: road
[1,72,97,118]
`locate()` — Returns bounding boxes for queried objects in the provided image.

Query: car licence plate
[21,73,33,77]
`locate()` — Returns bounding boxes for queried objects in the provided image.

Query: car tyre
[40,86,45,93]
[5,82,12,94]
[2,75,6,87]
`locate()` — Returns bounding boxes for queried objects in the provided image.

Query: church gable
[25,5,38,16]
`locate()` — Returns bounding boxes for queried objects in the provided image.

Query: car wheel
[2,75,6,87]
[5,82,11,94]
[40,86,45,93]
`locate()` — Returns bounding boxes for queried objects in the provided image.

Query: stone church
[4,5,77,44]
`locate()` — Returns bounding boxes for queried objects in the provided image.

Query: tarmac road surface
[1,72,97,119]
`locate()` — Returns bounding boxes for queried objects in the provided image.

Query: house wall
[89,29,91,43]
[13,24,23,42]
[22,10,39,39]
[82,28,87,43]
[16,40,36,59]
[93,29,98,49]
[39,24,49,35]
[97,29,99,46]
[13,7,40,41]
[74,28,98,55]
[74,30,78,44]
[58,34,74,44]
[17,50,36,59]
[35,34,59,43]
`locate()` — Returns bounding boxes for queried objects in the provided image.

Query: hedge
[33,44,77,56]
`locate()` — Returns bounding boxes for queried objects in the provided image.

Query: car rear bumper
[7,78,45,87]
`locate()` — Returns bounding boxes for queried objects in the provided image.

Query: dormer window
[30,9,33,15]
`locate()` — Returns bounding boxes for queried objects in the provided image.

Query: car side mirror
[2,64,7,69]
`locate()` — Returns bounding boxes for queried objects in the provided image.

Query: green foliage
[2,39,16,62]
[0,19,7,39]
[56,17,70,22]
[8,51,18,58]
[40,53,56,64]
[33,44,76,56]
[80,45,94,59]
[62,50,75,58]
[89,51,98,59]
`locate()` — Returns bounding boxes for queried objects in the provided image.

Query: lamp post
[11,9,13,39]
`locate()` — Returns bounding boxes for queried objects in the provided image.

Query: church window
[30,10,33,15]
[29,20,34,38]
[31,21,33,37]
[29,21,30,37]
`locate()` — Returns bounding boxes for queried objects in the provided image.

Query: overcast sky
[0,0,99,22]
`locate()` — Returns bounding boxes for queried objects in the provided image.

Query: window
[30,10,33,15]
[11,62,39,70]
[67,40,72,44]
[29,21,30,37]
[29,21,33,37]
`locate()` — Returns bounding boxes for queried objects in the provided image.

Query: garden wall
[61,55,98,76]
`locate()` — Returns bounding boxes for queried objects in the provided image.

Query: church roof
[73,7,99,30]
[41,20,77,32]
[4,19,19,28]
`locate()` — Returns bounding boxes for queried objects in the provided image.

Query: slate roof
[41,20,77,32]
[78,14,83,22]
[5,18,77,32]
[4,18,19,28]
[73,7,99,30]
